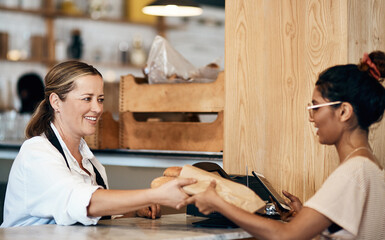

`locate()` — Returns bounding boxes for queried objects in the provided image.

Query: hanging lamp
[142,0,203,17]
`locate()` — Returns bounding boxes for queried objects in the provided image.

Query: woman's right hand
[275,190,303,221]
[153,178,196,209]
[282,190,302,213]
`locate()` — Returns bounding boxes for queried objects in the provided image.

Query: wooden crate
[119,111,223,151]
[84,111,119,150]
[119,72,224,151]
[120,72,224,112]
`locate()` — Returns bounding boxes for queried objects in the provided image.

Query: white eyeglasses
[307,101,342,118]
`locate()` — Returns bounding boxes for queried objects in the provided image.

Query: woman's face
[309,88,342,145]
[56,74,104,139]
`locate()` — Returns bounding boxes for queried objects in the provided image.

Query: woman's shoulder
[342,156,381,172]
[335,156,384,186]
[21,135,49,148]
[19,136,56,156]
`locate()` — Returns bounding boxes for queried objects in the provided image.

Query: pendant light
[142,0,203,17]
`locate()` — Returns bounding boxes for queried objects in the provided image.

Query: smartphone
[251,171,291,211]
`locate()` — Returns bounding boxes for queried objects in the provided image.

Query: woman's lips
[84,116,98,124]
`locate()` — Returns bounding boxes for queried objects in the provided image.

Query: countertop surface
[0,214,253,240]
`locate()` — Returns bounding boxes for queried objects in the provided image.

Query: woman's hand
[274,190,303,222]
[177,180,221,215]
[282,190,302,213]
[136,204,161,219]
[154,177,196,209]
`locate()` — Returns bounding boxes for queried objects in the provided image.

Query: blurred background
[0,0,225,143]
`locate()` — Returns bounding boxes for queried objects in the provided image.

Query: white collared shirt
[1,124,109,227]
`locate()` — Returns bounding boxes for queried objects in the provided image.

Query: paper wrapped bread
[150,166,182,188]
[163,166,182,177]
[151,176,175,188]
[180,165,265,213]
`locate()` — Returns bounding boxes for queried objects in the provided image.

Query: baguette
[163,166,182,177]
[150,176,175,188]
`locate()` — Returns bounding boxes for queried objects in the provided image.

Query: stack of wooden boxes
[85,72,224,152]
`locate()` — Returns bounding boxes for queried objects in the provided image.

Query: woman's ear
[339,102,354,122]
[49,93,60,112]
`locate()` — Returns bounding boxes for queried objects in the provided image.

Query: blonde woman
[2,61,195,227]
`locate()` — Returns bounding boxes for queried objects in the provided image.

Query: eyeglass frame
[307,101,342,118]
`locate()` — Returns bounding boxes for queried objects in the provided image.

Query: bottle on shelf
[68,29,83,59]
[119,41,129,64]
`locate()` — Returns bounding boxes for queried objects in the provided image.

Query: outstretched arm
[88,178,196,217]
[178,181,332,240]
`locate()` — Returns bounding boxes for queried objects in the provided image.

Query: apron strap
[46,125,111,220]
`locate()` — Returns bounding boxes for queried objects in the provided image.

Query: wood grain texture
[225,0,385,202]
[348,0,385,166]
[119,111,223,151]
[103,82,120,115]
[119,72,224,113]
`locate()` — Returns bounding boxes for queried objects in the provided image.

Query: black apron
[46,126,110,220]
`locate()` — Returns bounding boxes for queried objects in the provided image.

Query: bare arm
[88,178,196,217]
[178,181,332,240]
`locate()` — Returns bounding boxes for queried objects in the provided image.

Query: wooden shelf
[53,11,154,26]
[0,57,50,65]
[0,3,155,69]
[0,58,144,70]
[0,5,155,26]
[0,6,46,15]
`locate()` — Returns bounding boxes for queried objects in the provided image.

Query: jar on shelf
[130,35,146,67]
[88,0,110,19]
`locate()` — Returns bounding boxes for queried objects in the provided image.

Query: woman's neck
[335,128,370,163]
[52,122,81,160]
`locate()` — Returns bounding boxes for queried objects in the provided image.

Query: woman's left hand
[136,204,161,219]
[177,180,220,215]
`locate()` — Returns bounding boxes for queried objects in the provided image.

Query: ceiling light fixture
[142,0,203,17]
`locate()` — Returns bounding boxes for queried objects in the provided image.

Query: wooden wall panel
[224,0,385,202]
[224,0,266,177]
[348,0,385,167]
[301,0,348,200]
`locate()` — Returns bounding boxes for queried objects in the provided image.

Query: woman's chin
[83,126,97,136]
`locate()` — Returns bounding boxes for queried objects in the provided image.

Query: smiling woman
[177,51,385,240]
[51,74,104,143]
[1,61,196,228]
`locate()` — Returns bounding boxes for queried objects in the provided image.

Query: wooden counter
[0,214,254,240]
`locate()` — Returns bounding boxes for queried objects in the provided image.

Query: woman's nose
[91,99,103,113]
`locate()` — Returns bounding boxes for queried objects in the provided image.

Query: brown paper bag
[180,165,265,213]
